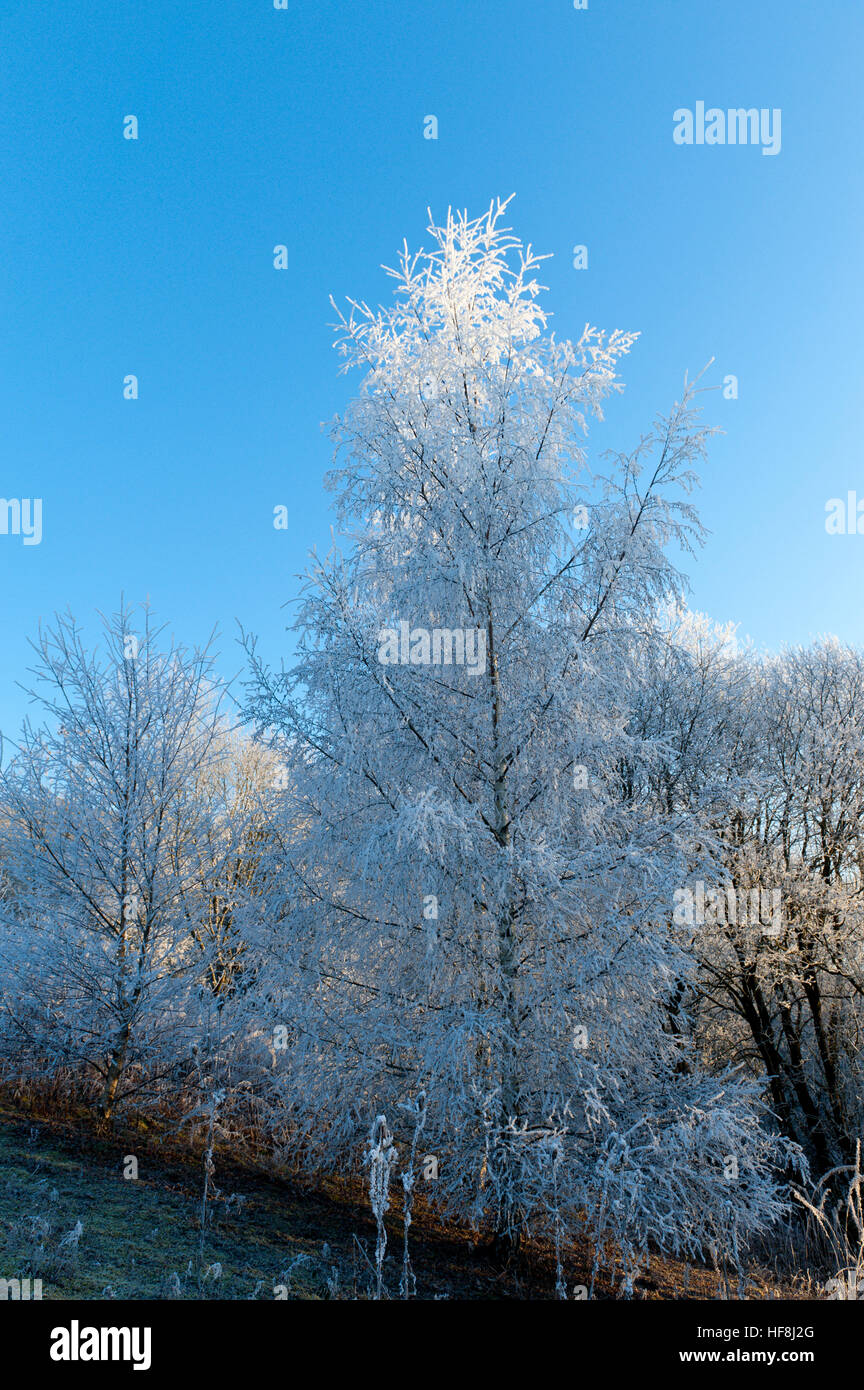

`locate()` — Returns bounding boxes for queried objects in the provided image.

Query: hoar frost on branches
[245,199,795,1274]
[0,604,254,1119]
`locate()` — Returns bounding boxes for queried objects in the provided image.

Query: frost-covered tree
[624,615,864,1181]
[185,732,282,1003]
[0,604,241,1119]
[244,200,793,1272]
[684,639,864,1176]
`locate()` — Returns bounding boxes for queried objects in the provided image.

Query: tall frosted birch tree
[245,201,791,1270]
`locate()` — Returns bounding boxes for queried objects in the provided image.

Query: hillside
[0,1095,805,1302]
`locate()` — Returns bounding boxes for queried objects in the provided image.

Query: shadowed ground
[0,1095,805,1301]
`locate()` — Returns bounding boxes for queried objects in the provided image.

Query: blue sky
[0,0,861,740]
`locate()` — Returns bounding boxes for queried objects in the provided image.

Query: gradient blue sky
[1,0,861,740]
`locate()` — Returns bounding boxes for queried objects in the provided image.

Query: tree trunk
[486,596,523,1258]
[99,1020,131,1121]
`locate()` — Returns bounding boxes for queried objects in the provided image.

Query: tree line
[1,202,859,1278]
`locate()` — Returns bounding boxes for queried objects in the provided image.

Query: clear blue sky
[1,0,861,740]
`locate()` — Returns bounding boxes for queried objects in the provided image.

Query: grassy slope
[0,1096,803,1301]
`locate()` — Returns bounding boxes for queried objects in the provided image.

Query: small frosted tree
[0,603,239,1119]
[245,200,792,1269]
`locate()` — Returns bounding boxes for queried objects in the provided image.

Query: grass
[0,1093,808,1301]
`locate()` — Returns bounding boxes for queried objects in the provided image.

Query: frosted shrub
[365,1115,397,1299]
[398,1091,428,1298]
[794,1142,864,1298]
[55,1220,84,1274]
